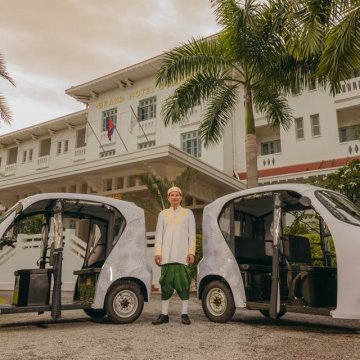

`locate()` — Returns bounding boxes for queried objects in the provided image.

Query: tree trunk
[245,133,258,188]
[244,89,258,188]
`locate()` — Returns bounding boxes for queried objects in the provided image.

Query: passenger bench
[282,235,337,307]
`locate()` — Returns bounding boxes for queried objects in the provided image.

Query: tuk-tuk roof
[204,183,326,217]
[16,193,143,223]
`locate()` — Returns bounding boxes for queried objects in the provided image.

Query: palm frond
[216,0,268,72]
[127,168,196,212]
[0,53,15,124]
[174,168,197,198]
[199,83,238,147]
[253,85,293,131]
[161,72,233,126]
[0,95,13,124]
[121,194,161,216]
[282,0,335,59]
[211,0,259,30]
[156,37,231,87]
[0,54,15,86]
[138,173,171,210]
[318,3,360,93]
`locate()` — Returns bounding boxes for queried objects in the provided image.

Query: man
[152,186,196,325]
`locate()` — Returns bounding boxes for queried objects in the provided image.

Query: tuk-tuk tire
[105,281,144,324]
[202,280,235,323]
[259,309,286,319]
[83,308,107,319]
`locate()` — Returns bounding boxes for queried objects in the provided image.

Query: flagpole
[130,105,150,143]
[114,127,128,152]
[87,121,105,152]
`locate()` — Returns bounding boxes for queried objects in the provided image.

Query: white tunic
[154,206,196,265]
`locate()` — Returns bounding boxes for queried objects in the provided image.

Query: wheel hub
[207,288,227,315]
[113,290,138,317]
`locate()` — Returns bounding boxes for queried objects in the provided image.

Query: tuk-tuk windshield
[316,190,360,226]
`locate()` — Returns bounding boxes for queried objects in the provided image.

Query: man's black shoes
[152,314,169,325]
[181,314,191,325]
[152,314,191,325]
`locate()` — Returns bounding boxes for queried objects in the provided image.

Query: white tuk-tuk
[198,184,360,322]
[0,193,152,324]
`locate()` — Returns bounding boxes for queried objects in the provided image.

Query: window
[57,141,62,155]
[127,175,137,188]
[339,125,360,142]
[100,149,115,158]
[181,131,201,158]
[0,157,2,168]
[116,177,124,189]
[102,108,117,132]
[316,190,360,227]
[64,140,69,153]
[7,147,18,165]
[57,140,69,155]
[310,114,321,136]
[103,179,112,192]
[76,128,86,148]
[137,140,156,149]
[22,151,27,163]
[138,97,156,121]
[29,149,33,162]
[39,138,51,157]
[261,140,281,155]
[295,117,304,139]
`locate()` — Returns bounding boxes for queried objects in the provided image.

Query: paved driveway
[0,293,360,360]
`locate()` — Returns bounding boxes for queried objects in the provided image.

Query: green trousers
[159,263,191,300]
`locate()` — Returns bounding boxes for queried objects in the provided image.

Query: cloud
[0,0,218,134]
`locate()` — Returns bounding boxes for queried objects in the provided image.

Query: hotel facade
[0,50,359,290]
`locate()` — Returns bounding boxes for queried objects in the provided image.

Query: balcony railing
[4,163,16,176]
[37,155,50,169]
[74,146,86,161]
[335,76,360,102]
[134,118,155,136]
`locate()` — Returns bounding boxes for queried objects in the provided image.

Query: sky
[0,0,219,135]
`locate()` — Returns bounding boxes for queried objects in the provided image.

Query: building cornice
[0,144,245,192]
[237,155,360,181]
[65,55,164,104]
[0,110,88,146]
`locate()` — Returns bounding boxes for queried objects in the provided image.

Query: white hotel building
[0,51,359,290]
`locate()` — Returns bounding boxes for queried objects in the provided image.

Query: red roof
[237,155,360,180]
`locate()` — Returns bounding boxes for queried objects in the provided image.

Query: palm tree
[0,53,15,123]
[280,0,360,94]
[156,0,310,188]
[122,167,195,215]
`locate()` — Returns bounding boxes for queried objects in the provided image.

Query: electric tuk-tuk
[0,193,152,324]
[198,184,360,322]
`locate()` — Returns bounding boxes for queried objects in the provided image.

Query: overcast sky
[0,0,218,135]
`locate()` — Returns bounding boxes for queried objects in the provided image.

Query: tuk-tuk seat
[282,235,312,264]
[234,236,272,266]
[282,235,337,307]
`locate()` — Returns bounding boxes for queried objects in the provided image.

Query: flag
[106,117,115,141]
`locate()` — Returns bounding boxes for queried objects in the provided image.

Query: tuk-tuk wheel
[202,280,235,323]
[83,308,107,319]
[259,309,286,319]
[105,281,144,324]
